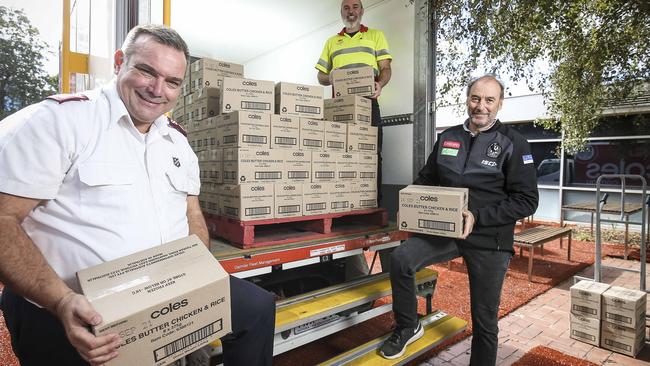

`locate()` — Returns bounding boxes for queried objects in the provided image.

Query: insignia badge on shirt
[442,140,461,149]
[486,142,502,158]
[173,157,181,167]
[522,154,534,164]
[441,148,459,157]
[441,140,460,156]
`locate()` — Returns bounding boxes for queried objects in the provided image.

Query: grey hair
[466,74,505,100]
[342,0,364,9]
[121,24,189,61]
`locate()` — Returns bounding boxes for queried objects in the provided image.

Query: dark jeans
[1,276,276,366]
[389,235,512,366]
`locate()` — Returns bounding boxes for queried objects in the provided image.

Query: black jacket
[414,120,539,252]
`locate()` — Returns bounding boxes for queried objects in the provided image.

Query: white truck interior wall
[244,0,415,185]
[88,0,116,89]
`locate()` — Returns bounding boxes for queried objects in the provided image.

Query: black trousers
[370,98,383,204]
[389,235,512,366]
[1,276,276,366]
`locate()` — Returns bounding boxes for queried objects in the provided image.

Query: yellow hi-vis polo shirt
[315,24,392,76]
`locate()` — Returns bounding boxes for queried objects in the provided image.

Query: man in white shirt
[0,24,274,366]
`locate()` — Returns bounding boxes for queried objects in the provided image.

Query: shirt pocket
[165,169,190,215]
[78,163,136,224]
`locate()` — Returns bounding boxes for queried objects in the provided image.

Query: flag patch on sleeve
[522,154,534,164]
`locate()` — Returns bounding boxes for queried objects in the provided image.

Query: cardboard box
[201,181,220,194]
[351,181,377,210]
[274,183,303,218]
[190,88,221,121]
[188,116,218,134]
[219,183,274,220]
[172,107,186,125]
[199,161,222,184]
[329,182,353,213]
[331,66,375,97]
[602,286,647,329]
[347,124,378,153]
[222,148,285,184]
[198,148,223,163]
[324,95,372,125]
[324,121,347,151]
[336,152,358,181]
[311,151,336,182]
[188,129,218,153]
[283,149,311,182]
[275,82,324,119]
[398,185,468,238]
[77,235,231,366]
[569,313,600,347]
[221,77,275,114]
[299,118,325,150]
[217,111,270,148]
[191,58,244,91]
[303,182,330,215]
[358,153,378,180]
[601,320,645,357]
[570,280,610,319]
[199,192,220,215]
[270,115,300,149]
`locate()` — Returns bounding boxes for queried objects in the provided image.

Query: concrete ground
[422,257,650,366]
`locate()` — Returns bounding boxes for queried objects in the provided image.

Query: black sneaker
[379,321,424,359]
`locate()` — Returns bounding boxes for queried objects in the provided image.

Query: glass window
[565,139,650,188]
[531,142,561,186]
[590,114,650,137]
[509,122,561,139]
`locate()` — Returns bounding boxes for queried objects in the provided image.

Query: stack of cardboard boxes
[173,59,379,221]
[570,280,646,357]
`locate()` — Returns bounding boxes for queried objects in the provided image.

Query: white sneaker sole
[380,323,425,360]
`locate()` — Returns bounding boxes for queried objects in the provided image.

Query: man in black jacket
[379,74,539,363]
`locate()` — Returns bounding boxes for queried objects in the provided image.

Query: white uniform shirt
[0,82,200,292]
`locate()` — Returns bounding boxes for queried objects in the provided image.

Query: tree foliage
[417,0,650,152]
[0,6,58,120]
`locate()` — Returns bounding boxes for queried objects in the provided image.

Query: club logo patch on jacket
[486,142,502,158]
[441,140,461,156]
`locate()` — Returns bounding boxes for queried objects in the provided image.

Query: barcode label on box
[331,201,349,209]
[315,171,335,179]
[275,137,297,145]
[296,105,321,114]
[306,202,327,211]
[605,312,631,324]
[605,338,632,352]
[242,134,268,144]
[348,86,372,95]
[224,206,239,216]
[333,114,353,122]
[571,330,595,342]
[327,141,345,149]
[241,101,271,111]
[573,305,597,316]
[358,114,370,123]
[223,171,236,180]
[360,199,376,207]
[255,171,282,180]
[223,135,238,144]
[278,205,300,214]
[288,171,309,179]
[358,143,376,151]
[360,172,376,179]
[303,139,323,147]
[154,320,222,361]
[338,172,357,178]
[418,219,455,232]
[245,206,271,216]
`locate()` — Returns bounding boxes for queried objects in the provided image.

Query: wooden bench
[513,225,572,282]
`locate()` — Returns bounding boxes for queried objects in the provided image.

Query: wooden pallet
[206,208,389,248]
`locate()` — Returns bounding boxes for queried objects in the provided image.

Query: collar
[338,24,369,36]
[101,81,174,142]
[463,118,499,137]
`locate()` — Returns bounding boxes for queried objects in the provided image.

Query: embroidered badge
[481,159,497,167]
[442,140,461,149]
[173,157,181,167]
[486,142,502,158]
[522,154,534,164]
[441,148,459,157]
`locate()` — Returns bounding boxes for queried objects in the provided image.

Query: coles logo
[442,140,461,149]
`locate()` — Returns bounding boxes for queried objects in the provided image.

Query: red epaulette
[46,94,89,104]
[167,117,187,137]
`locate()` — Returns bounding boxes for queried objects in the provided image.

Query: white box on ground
[602,286,646,329]
[275,82,324,119]
[601,320,645,357]
[331,66,375,98]
[303,182,331,215]
[220,77,275,114]
[398,185,468,238]
[270,115,300,149]
[77,235,231,366]
[569,313,600,347]
[570,280,610,319]
[324,95,371,125]
[274,183,303,218]
[219,183,274,220]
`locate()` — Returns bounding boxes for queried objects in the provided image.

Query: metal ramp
[574,174,648,292]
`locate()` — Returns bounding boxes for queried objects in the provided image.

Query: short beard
[342,18,360,30]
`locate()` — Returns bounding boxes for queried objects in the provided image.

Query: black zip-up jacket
[414,120,539,252]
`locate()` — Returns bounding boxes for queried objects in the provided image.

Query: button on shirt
[0,82,200,292]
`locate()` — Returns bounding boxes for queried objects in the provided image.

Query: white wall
[88,0,116,89]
